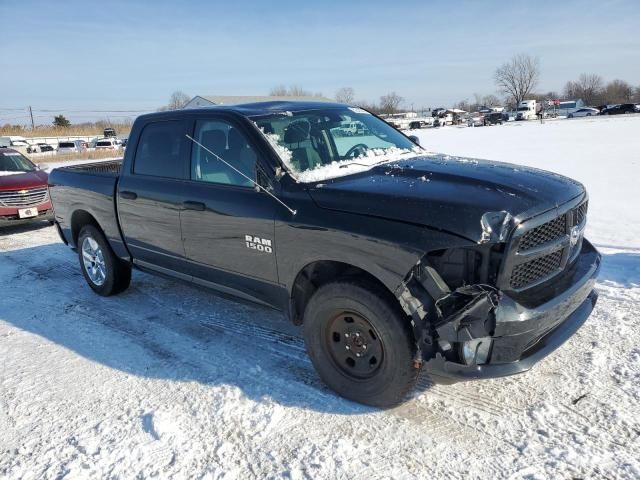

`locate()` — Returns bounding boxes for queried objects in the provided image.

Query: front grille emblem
[570,225,581,247]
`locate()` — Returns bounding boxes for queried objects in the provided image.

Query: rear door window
[134,120,189,179]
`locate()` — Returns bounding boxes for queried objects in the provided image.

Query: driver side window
[190,119,257,187]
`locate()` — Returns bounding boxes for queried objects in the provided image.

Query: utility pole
[28,106,35,130]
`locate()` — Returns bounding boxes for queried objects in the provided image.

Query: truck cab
[516,100,537,120]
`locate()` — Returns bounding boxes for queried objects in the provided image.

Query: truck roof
[138,101,347,122]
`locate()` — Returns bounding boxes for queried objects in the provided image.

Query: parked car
[0,147,53,226]
[408,118,434,129]
[0,136,30,148]
[27,143,56,154]
[600,104,636,115]
[57,140,87,154]
[568,108,600,118]
[483,112,505,125]
[103,127,117,138]
[467,112,485,127]
[49,101,600,407]
[95,138,121,150]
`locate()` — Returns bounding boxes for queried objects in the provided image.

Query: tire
[78,224,131,296]
[568,114,573,118]
[303,281,418,407]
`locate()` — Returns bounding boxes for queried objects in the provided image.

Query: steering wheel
[344,143,369,159]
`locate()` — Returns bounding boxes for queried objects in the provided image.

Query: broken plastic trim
[478,210,513,244]
[434,285,499,343]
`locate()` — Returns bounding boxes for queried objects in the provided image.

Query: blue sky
[1,0,638,124]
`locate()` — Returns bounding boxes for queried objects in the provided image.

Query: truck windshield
[251,106,421,182]
[0,152,36,173]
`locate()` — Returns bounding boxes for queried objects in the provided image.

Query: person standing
[536,102,544,123]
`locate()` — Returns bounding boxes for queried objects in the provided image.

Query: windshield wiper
[338,158,401,169]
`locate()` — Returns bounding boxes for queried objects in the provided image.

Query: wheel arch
[288,259,403,326]
[70,209,103,247]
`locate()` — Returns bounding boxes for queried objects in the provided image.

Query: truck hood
[306,154,585,242]
[0,170,49,190]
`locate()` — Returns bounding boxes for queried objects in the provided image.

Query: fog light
[460,338,492,365]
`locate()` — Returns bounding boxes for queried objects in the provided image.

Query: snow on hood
[0,171,24,176]
[259,126,426,183]
[295,147,426,183]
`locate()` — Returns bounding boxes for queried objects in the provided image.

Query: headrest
[228,128,244,151]
[283,120,310,144]
[201,129,226,155]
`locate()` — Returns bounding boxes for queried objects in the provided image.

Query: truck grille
[510,250,563,289]
[504,200,588,290]
[518,215,567,252]
[0,186,49,207]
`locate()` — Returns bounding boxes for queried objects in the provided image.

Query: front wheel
[78,224,131,296]
[303,281,418,407]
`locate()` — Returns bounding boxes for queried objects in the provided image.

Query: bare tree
[335,87,355,104]
[379,92,404,114]
[288,85,312,97]
[168,91,190,110]
[494,54,540,106]
[354,100,381,114]
[564,74,604,104]
[603,79,634,104]
[481,94,501,107]
[269,84,289,96]
[269,85,322,97]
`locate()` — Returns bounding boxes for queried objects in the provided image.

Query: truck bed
[55,159,123,175]
[48,159,127,257]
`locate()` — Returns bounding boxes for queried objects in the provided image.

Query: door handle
[183,200,206,211]
[119,191,137,200]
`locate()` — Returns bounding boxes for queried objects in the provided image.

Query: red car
[0,147,54,226]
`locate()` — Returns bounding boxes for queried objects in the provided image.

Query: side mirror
[408,135,420,146]
[256,168,271,192]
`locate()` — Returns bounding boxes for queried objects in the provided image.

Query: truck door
[117,118,192,272]
[179,116,280,302]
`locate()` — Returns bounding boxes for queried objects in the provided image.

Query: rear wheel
[303,281,418,407]
[78,225,131,296]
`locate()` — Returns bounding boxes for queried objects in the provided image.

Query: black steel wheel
[325,311,385,379]
[303,281,418,407]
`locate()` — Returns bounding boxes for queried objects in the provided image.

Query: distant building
[184,95,334,109]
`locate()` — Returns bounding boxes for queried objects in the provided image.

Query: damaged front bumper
[424,239,601,384]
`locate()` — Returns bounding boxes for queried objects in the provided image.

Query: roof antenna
[186,134,297,215]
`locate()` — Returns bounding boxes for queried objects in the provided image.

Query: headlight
[460,337,492,365]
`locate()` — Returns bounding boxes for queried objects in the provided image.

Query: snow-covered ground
[1,115,639,479]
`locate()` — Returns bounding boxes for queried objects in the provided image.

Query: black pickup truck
[49,101,601,407]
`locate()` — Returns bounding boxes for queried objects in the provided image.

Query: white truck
[516,100,538,121]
